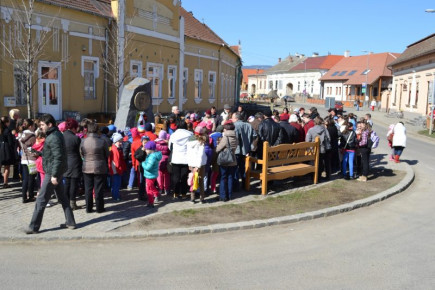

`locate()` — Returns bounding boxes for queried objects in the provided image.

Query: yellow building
[0,0,241,119]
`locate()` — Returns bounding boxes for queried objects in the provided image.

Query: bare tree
[0,0,64,118]
[100,14,135,113]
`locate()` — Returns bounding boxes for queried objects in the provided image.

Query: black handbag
[217,137,236,166]
[0,141,12,164]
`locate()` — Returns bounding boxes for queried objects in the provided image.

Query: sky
[181,0,435,67]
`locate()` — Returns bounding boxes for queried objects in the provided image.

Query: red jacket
[144,131,157,141]
[131,136,142,170]
[290,122,305,143]
[108,144,126,175]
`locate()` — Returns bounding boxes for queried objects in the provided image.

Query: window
[130,60,142,78]
[81,56,99,100]
[298,81,300,91]
[408,83,412,105]
[279,80,283,90]
[361,69,371,75]
[348,70,357,76]
[194,69,203,101]
[275,80,278,90]
[415,82,419,106]
[311,80,314,93]
[338,71,347,76]
[147,63,164,100]
[167,66,177,99]
[84,61,96,99]
[331,71,340,76]
[221,73,225,102]
[14,62,27,105]
[269,81,273,90]
[209,71,216,99]
[183,68,188,100]
[427,81,433,106]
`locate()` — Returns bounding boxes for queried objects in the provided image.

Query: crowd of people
[0,104,407,234]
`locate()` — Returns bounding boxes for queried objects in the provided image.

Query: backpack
[368,131,380,149]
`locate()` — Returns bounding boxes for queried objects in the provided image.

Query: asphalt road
[1,106,434,289]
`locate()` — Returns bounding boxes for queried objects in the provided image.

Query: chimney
[344,50,350,57]
[278,58,281,63]
[312,52,319,57]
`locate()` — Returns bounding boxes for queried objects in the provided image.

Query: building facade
[320,52,399,104]
[0,0,241,119]
[388,34,435,116]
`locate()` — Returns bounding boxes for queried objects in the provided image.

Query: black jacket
[134,145,147,173]
[279,121,299,144]
[258,118,282,146]
[43,126,68,178]
[339,130,357,150]
[63,130,82,178]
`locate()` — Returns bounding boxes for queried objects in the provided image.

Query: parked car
[334,101,344,112]
[281,95,295,102]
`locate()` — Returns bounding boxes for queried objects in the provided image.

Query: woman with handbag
[216,121,238,201]
[0,116,15,188]
[18,119,37,203]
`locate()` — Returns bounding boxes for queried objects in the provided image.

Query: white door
[38,62,61,120]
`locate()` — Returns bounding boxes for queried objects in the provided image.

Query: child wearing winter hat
[142,141,162,207]
[109,133,126,201]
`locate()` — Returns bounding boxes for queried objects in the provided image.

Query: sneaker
[162,190,168,196]
[154,196,159,203]
[60,223,77,230]
[24,228,38,235]
[46,201,55,207]
[127,187,133,191]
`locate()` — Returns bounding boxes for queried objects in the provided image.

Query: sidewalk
[0,159,414,241]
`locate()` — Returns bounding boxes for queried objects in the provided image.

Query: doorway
[38,61,61,119]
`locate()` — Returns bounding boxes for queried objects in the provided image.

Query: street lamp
[362,50,371,108]
[426,9,435,134]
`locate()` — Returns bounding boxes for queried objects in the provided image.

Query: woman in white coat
[391,122,406,163]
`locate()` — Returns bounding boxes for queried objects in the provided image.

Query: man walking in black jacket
[26,114,76,234]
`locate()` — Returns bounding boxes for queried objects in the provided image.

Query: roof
[320,52,400,85]
[266,55,306,74]
[388,33,435,67]
[180,7,226,46]
[290,55,344,72]
[242,68,264,83]
[230,45,240,56]
[37,0,112,18]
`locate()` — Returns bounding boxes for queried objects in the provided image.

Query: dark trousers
[28,174,76,232]
[83,173,105,213]
[21,164,36,201]
[220,166,237,200]
[171,163,189,195]
[234,154,246,190]
[359,147,370,177]
[319,151,332,179]
[137,168,147,201]
[64,177,79,202]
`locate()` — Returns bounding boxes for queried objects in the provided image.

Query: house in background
[0,0,241,119]
[320,52,400,104]
[243,68,264,96]
[387,34,435,116]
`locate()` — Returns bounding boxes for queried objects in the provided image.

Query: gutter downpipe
[178,15,185,111]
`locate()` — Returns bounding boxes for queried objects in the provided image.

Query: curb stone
[0,163,414,242]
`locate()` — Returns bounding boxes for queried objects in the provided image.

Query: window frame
[130,60,143,78]
[208,71,216,101]
[81,56,99,100]
[167,65,177,100]
[13,61,27,105]
[146,62,164,103]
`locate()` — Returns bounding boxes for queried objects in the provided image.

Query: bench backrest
[262,137,320,168]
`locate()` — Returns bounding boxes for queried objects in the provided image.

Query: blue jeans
[393,146,404,156]
[128,166,136,188]
[342,150,355,177]
[219,166,237,200]
[111,174,122,200]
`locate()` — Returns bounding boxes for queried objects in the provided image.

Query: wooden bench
[244,137,320,195]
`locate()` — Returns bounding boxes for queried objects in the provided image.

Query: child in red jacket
[108,133,126,201]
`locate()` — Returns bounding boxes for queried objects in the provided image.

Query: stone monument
[114,78,153,130]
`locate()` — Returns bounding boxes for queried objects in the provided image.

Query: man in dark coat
[276,115,299,144]
[257,109,282,158]
[26,114,76,234]
[63,118,82,210]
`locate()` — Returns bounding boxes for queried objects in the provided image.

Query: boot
[70,200,78,210]
[394,155,400,163]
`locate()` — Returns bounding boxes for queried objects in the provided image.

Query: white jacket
[186,138,207,168]
[392,122,406,147]
[168,129,193,165]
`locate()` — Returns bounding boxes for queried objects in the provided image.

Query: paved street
[1,103,434,289]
